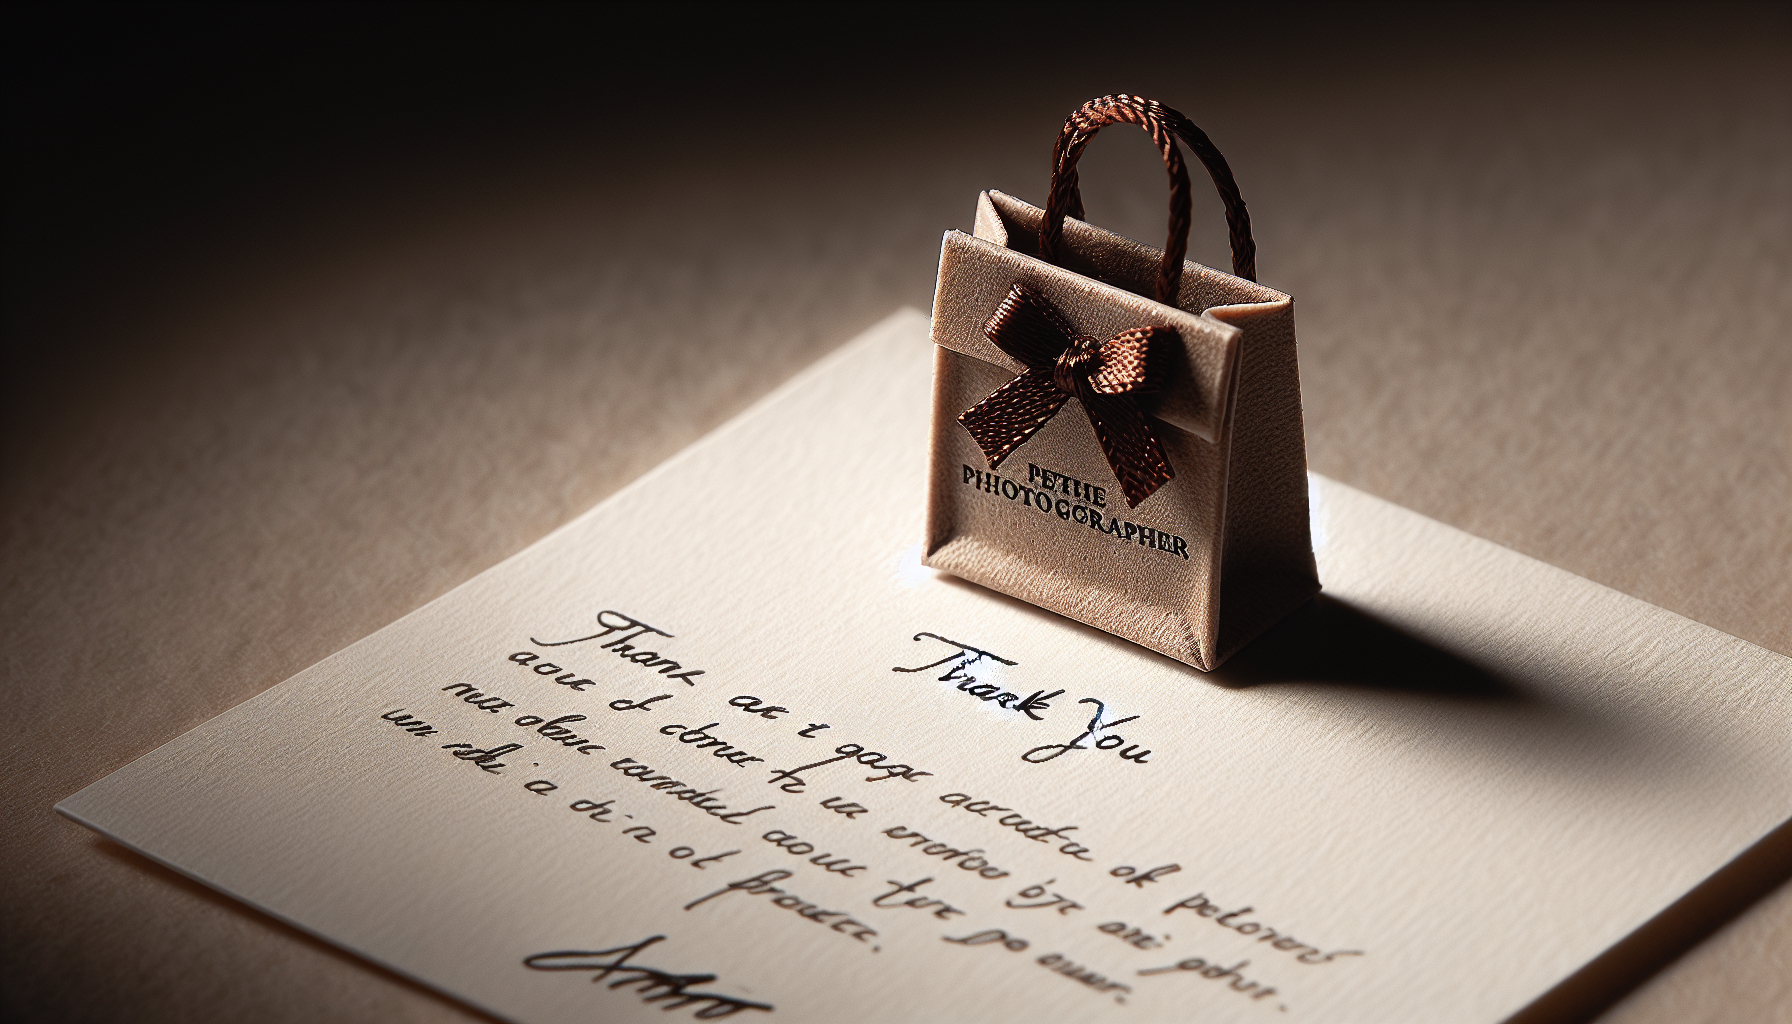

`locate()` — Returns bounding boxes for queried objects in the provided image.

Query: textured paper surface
[56,312,1792,1024]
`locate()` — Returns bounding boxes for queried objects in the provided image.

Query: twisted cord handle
[1039,94,1258,303]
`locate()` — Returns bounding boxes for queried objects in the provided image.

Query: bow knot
[957,284,1176,508]
[1053,336,1103,396]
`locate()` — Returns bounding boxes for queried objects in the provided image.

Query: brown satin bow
[958,284,1175,507]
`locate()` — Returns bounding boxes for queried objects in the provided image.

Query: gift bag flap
[975,191,1291,323]
[931,192,1288,444]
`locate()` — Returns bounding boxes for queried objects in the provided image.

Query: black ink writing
[870,877,965,919]
[1137,954,1283,1006]
[571,798,617,822]
[1035,953,1133,1000]
[609,694,675,713]
[765,742,933,792]
[943,928,1029,951]
[512,713,605,754]
[894,633,1055,720]
[879,826,1010,879]
[1111,863,1182,887]
[1006,880,1085,915]
[818,796,869,819]
[1164,893,1364,965]
[1096,921,1165,949]
[937,792,1095,861]
[1021,698,1151,765]
[440,741,521,773]
[606,756,774,824]
[668,847,740,870]
[684,870,879,948]
[505,651,595,691]
[759,830,868,875]
[657,722,765,767]
[893,632,1015,676]
[528,609,707,686]
[380,708,438,737]
[728,696,789,720]
[441,682,516,713]
[523,935,772,1019]
[554,797,653,845]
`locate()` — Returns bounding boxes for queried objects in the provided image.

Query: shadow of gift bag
[924,94,1319,671]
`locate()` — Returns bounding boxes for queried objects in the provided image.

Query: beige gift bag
[923,94,1318,671]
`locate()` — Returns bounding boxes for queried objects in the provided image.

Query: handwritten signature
[524,935,771,1018]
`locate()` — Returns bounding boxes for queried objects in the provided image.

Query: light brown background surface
[2,4,1787,1022]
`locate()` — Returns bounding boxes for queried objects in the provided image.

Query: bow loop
[958,284,1176,507]
[1088,327,1160,395]
[985,285,1080,370]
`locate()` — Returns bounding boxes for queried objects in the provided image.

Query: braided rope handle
[1039,94,1258,303]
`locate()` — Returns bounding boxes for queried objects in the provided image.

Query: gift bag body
[924,179,1318,671]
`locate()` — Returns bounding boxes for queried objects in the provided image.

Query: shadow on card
[1211,595,1521,699]
[933,571,1518,700]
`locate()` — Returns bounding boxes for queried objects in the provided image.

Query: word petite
[1028,463,1107,507]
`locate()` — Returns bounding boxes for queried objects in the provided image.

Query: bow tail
[1081,394,1174,507]
[957,370,1070,469]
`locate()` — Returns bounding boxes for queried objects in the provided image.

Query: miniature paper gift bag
[923,94,1318,671]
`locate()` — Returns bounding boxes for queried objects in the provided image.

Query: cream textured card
[57,310,1792,1024]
